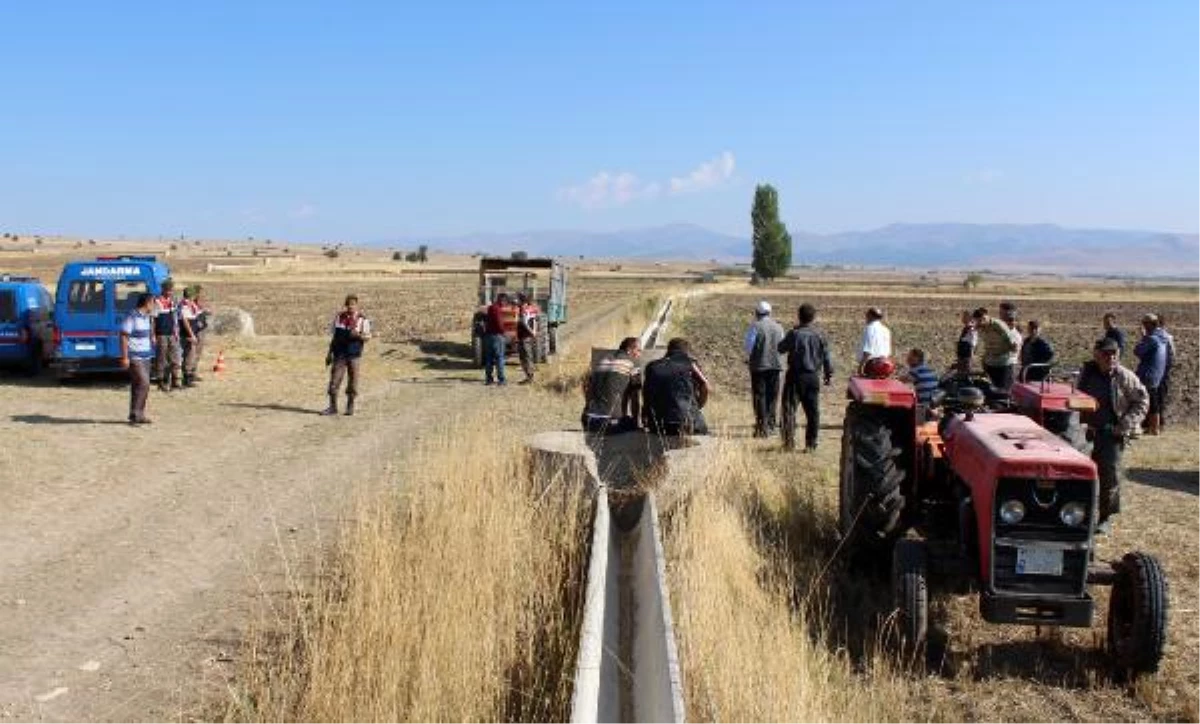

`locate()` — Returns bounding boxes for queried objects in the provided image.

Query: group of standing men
[478,292,542,386]
[118,280,210,424]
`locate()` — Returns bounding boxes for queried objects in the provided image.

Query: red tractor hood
[944,413,1096,486]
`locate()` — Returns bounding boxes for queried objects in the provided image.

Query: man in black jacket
[642,338,710,436]
[323,294,373,416]
[777,303,833,452]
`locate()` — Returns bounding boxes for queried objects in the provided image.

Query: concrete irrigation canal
[529,297,711,723]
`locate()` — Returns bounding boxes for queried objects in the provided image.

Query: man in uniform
[179,285,202,387]
[642,338,710,436]
[515,292,538,385]
[778,303,832,451]
[744,300,785,438]
[152,279,186,391]
[483,292,510,386]
[581,337,642,433]
[1077,337,1149,529]
[120,292,155,424]
[323,294,373,416]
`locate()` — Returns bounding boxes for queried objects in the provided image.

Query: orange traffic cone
[213,350,227,376]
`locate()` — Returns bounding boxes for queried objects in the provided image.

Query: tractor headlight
[999,499,1026,525]
[1060,501,1088,527]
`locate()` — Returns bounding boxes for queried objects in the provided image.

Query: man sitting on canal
[581,337,643,434]
[642,337,710,436]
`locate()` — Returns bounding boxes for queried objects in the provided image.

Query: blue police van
[53,256,172,377]
[0,275,55,374]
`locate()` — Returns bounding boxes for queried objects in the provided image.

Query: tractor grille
[991,478,1093,596]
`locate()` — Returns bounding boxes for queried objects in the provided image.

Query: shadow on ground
[1126,467,1199,496]
[221,402,321,415]
[11,414,128,426]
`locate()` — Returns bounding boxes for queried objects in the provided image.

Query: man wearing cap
[744,300,785,437]
[151,278,185,391]
[778,303,833,451]
[1133,314,1168,436]
[977,302,1022,391]
[1077,337,1149,528]
[323,294,372,416]
[859,307,892,368]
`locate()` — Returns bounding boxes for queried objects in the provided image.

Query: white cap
[756,300,771,315]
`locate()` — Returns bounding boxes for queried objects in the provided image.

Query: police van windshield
[115,281,148,312]
[67,280,106,313]
[0,290,16,323]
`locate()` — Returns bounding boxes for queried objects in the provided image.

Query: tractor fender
[846,377,917,408]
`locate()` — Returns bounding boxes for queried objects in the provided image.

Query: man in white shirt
[859,307,892,368]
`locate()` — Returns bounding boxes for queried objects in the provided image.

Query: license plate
[75,343,96,351]
[1016,547,1063,576]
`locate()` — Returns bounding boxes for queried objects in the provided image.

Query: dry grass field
[675,287,1199,722]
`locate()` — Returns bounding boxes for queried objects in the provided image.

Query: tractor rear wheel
[471,333,484,368]
[892,539,929,653]
[1108,551,1168,678]
[838,402,906,551]
[548,325,558,355]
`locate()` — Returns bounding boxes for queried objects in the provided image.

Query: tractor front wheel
[1108,551,1168,678]
[892,539,929,653]
[838,402,906,551]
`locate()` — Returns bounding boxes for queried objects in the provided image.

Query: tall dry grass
[230,414,591,722]
[663,440,941,722]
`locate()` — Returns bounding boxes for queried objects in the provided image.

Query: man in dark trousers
[515,292,538,384]
[743,300,784,438]
[323,294,373,416]
[483,292,510,386]
[581,337,642,433]
[642,338,710,436]
[119,293,155,424]
[152,278,186,391]
[777,303,833,452]
[1077,337,1149,530]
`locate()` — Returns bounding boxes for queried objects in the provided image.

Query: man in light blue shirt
[120,292,155,425]
[744,300,784,437]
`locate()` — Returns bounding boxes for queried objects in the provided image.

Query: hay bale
[211,308,255,337]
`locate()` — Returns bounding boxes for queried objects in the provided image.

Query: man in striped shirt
[902,348,939,406]
[120,293,155,425]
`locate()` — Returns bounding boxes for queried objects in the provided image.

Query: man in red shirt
[483,292,510,386]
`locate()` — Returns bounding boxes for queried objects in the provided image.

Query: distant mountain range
[374,222,1199,277]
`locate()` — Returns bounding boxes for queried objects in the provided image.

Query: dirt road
[0,333,560,721]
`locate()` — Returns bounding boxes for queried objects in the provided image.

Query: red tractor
[838,370,1168,676]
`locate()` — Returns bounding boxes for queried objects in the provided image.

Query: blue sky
[0,2,1196,242]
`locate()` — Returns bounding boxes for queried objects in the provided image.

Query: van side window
[67,280,107,313]
[0,290,16,323]
[114,281,148,312]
